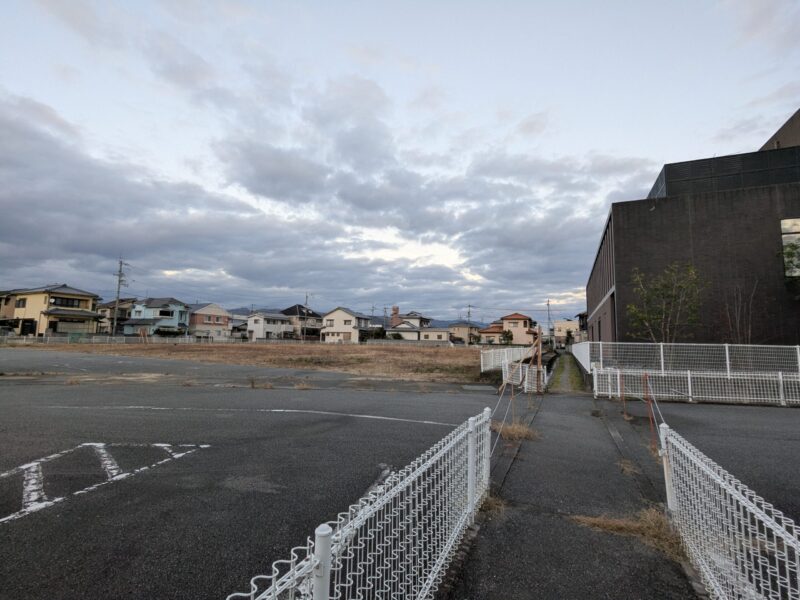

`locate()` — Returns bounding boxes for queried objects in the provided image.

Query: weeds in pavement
[491,419,538,441]
[571,507,684,562]
[294,382,313,390]
[617,459,640,476]
[481,494,507,517]
[65,377,81,385]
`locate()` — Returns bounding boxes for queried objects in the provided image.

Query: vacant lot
[22,343,486,383]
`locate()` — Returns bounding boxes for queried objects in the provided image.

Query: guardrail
[593,367,800,406]
[227,409,491,600]
[660,423,800,599]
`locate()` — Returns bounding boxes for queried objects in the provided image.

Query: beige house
[448,322,480,344]
[321,307,372,343]
[479,313,537,345]
[189,303,232,338]
[4,284,100,336]
[553,319,578,347]
[386,306,435,340]
[419,328,450,342]
[97,298,136,334]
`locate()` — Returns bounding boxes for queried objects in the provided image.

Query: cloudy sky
[1,1,798,322]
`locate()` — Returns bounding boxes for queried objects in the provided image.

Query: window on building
[204,316,212,323]
[215,316,222,323]
[253,319,260,324]
[14,298,26,308]
[437,334,443,339]
[52,296,82,307]
[135,310,142,316]
[326,319,334,327]
[344,319,352,325]
[423,334,429,339]
[510,322,518,327]
[159,310,174,317]
[782,218,800,277]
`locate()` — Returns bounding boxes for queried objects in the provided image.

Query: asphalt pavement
[0,349,494,600]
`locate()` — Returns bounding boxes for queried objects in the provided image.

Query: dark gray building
[586,110,800,344]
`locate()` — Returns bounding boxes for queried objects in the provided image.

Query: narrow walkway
[447,395,696,599]
[547,353,585,393]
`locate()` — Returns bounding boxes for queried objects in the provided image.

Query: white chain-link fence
[660,423,800,599]
[226,409,491,600]
[480,346,531,372]
[572,341,800,375]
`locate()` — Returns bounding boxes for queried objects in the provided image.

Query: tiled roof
[10,284,99,298]
[142,298,188,308]
[501,313,532,321]
[42,308,101,319]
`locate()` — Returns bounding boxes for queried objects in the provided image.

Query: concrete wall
[611,182,800,344]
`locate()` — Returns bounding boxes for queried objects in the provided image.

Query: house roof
[10,284,99,298]
[141,298,188,308]
[282,304,322,319]
[42,308,102,319]
[479,324,504,334]
[501,313,532,321]
[98,298,136,309]
[421,328,450,333]
[250,312,290,320]
[188,303,230,315]
[324,306,372,320]
[449,321,477,328]
[388,321,420,331]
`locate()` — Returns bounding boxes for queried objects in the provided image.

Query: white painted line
[45,406,458,427]
[22,463,46,509]
[83,443,123,479]
[0,443,210,526]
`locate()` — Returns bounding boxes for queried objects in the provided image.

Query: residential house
[123,298,189,336]
[553,319,578,348]
[0,291,17,331]
[448,321,480,344]
[386,306,434,340]
[321,307,372,343]
[419,328,450,342]
[282,304,323,340]
[97,298,136,334]
[188,303,231,339]
[2,284,100,335]
[478,321,504,344]
[247,312,293,340]
[479,313,537,345]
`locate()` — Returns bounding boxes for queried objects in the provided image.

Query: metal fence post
[724,344,731,379]
[686,370,693,403]
[599,341,603,370]
[312,523,332,600]
[467,416,477,523]
[592,367,598,398]
[607,371,612,398]
[659,343,665,375]
[616,369,622,398]
[482,407,491,490]
[659,424,676,514]
[796,346,800,374]
[778,372,786,406]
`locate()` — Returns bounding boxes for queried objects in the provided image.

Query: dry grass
[29,344,482,383]
[481,494,507,516]
[294,382,313,390]
[617,458,640,476]
[65,377,81,385]
[571,507,684,562]
[491,419,538,441]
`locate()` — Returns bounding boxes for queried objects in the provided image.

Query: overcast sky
[1,1,798,322]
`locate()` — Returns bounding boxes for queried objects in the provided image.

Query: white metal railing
[227,409,492,600]
[480,346,531,372]
[575,341,800,375]
[660,423,800,599]
[593,367,800,406]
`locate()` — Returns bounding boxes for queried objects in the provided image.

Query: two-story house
[386,306,434,340]
[247,312,293,340]
[123,298,189,336]
[97,298,136,334]
[188,303,232,339]
[3,284,101,336]
[448,321,480,344]
[321,307,372,343]
[282,304,323,340]
[479,313,538,345]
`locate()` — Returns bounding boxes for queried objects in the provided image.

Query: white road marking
[21,463,47,508]
[0,443,210,525]
[46,405,457,427]
[84,443,122,479]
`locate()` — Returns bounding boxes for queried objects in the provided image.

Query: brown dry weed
[491,419,538,441]
[571,507,684,562]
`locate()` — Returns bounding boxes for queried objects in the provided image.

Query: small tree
[626,263,703,343]
[500,330,514,345]
[565,329,574,346]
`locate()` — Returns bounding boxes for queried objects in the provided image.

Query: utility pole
[546,298,552,345]
[111,258,129,336]
[466,304,472,346]
[383,306,388,330]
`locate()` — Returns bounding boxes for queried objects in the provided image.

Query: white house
[419,328,450,342]
[247,312,294,340]
[124,298,189,336]
[321,307,372,343]
[386,306,435,340]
